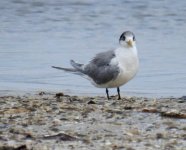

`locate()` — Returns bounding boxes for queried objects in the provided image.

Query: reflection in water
[0,0,186,97]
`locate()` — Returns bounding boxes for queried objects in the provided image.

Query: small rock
[55,92,64,98]
[156,133,164,139]
[129,128,140,135]
[179,96,186,100]
[87,100,96,104]
[142,107,158,113]
[160,109,186,119]
[43,133,78,141]
[0,144,27,150]
[124,106,132,110]
[38,91,46,96]
[52,118,61,126]
[178,96,186,103]
[127,128,140,136]
[16,144,27,150]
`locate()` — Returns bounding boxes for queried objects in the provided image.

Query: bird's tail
[70,60,84,73]
[52,60,85,74]
[52,66,76,72]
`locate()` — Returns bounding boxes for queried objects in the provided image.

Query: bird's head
[119,31,136,48]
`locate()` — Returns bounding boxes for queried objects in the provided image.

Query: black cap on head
[119,31,135,41]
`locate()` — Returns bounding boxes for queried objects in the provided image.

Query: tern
[52,31,139,100]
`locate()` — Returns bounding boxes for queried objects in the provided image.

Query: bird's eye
[122,35,126,41]
[133,36,136,41]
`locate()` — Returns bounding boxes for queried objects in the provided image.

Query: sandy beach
[0,92,186,150]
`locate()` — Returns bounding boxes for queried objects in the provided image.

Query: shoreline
[0,92,186,149]
[0,89,184,99]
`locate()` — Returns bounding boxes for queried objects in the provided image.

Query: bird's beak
[127,40,133,47]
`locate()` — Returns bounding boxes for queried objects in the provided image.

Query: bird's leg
[117,87,121,100]
[106,88,110,100]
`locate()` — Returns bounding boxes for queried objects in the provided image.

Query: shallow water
[0,0,186,97]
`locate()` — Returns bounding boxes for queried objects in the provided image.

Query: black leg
[117,87,121,100]
[106,88,110,100]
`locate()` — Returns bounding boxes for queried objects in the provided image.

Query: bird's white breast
[99,46,139,88]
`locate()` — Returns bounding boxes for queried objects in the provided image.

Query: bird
[52,31,139,100]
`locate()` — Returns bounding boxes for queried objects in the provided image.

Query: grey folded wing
[84,50,119,84]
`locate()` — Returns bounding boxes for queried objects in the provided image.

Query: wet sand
[0,92,186,150]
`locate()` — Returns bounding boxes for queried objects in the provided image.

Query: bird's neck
[118,45,138,57]
[131,46,138,56]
